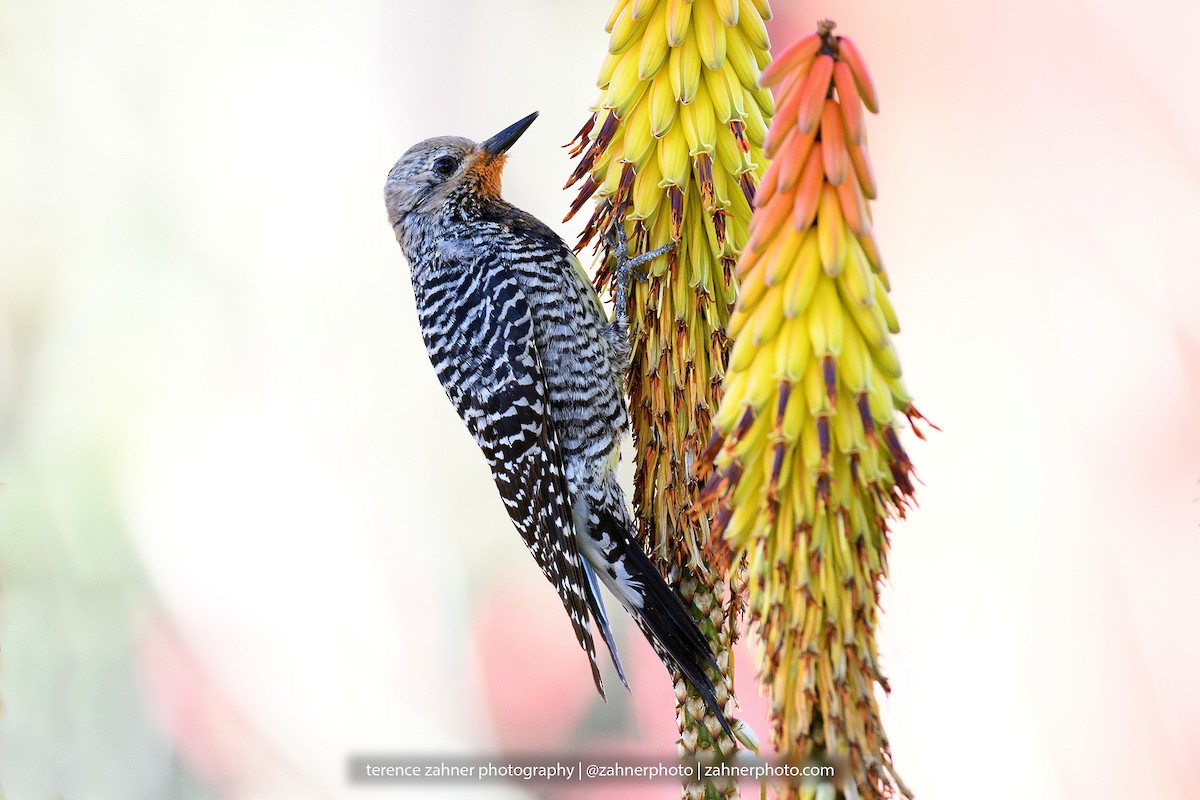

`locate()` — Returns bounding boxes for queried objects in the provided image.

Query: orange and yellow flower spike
[700,20,923,800]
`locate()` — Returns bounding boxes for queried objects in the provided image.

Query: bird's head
[385,111,539,229]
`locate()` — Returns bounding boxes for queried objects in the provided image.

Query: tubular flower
[565,0,774,778]
[698,21,922,800]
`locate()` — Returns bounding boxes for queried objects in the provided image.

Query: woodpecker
[384,112,732,738]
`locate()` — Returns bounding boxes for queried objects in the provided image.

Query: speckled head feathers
[384,112,538,230]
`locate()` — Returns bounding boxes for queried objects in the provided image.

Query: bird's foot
[608,224,673,330]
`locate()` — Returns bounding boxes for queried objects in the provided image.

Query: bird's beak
[480,112,539,157]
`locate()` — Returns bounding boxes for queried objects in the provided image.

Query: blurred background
[1,0,1198,798]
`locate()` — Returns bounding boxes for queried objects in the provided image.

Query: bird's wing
[431,250,605,696]
[566,249,607,320]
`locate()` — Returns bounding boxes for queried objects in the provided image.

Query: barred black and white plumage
[384,112,733,739]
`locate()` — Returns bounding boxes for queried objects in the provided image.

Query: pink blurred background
[1,1,1197,798]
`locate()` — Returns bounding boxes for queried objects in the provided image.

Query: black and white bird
[384,111,732,738]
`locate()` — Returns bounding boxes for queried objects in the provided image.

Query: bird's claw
[608,224,673,294]
[624,243,672,278]
[608,223,675,333]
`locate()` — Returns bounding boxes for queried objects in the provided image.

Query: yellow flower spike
[569,0,773,786]
[698,20,921,800]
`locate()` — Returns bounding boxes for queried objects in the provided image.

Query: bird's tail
[585,507,736,741]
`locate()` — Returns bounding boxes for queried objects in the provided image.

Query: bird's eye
[432,156,458,177]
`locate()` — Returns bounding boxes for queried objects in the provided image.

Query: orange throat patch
[469,152,507,198]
